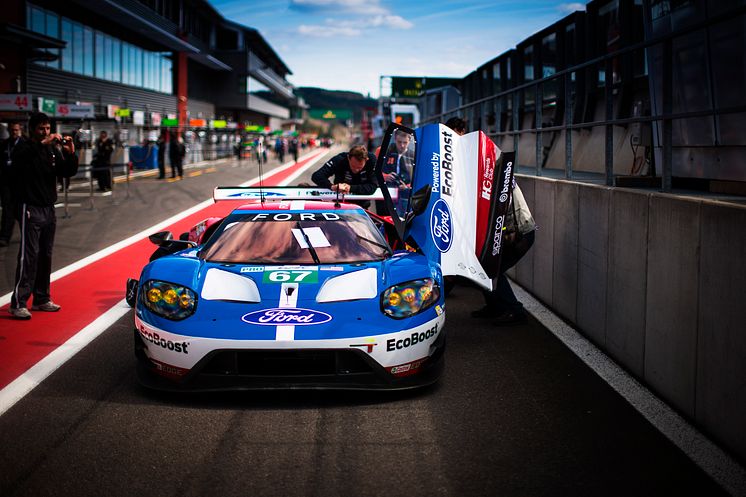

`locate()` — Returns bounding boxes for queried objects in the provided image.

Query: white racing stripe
[276,282,299,341]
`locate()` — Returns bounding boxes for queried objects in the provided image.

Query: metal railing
[421,3,746,192]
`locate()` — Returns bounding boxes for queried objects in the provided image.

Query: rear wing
[213,186,398,202]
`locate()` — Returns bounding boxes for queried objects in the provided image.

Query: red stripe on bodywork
[475,132,497,257]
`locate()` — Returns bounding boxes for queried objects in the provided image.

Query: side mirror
[148,231,173,246]
[409,184,432,217]
[125,278,138,307]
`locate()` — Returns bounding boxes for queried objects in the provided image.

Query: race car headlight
[381,278,440,319]
[140,280,197,320]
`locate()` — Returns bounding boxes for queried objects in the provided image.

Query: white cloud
[557,3,586,14]
[367,15,413,29]
[297,24,361,37]
[298,14,413,37]
[335,15,413,30]
[291,0,386,15]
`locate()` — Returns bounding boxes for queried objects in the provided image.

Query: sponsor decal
[435,304,444,316]
[440,130,454,197]
[386,324,439,351]
[390,358,428,377]
[320,266,344,271]
[139,327,190,354]
[240,266,265,273]
[350,341,378,353]
[430,199,453,253]
[241,308,332,326]
[498,160,513,203]
[247,212,340,222]
[430,151,441,193]
[150,358,189,378]
[229,191,284,198]
[492,214,506,256]
[481,156,494,201]
[263,269,318,284]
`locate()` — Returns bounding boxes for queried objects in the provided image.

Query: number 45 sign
[0,94,32,111]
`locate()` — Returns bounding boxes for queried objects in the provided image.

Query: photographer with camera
[8,112,78,320]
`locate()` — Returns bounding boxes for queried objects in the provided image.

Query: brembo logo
[499,160,513,203]
[430,199,453,253]
[242,308,332,326]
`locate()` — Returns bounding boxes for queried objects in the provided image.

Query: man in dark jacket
[8,112,78,319]
[311,145,377,208]
[168,133,186,179]
[0,122,25,246]
[93,130,114,191]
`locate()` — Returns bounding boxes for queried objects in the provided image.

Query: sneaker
[493,310,528,326]
[10,307,32,319]
[470,306,500,319]
[32,301,61,312]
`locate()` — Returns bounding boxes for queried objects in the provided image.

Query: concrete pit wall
[508,175,746,465]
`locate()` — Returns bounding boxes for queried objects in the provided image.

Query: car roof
[231,200,365,213]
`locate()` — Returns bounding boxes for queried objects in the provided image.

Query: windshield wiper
[295,221,321,264]
[356,234,392,255]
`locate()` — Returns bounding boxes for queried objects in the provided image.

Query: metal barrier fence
[421,4,746,193]
[60,163,132,217]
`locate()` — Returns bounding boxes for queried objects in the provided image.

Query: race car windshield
[200,211,392,264]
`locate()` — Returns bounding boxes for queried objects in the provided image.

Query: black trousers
[170,159,183,178]
[0,177,15,241]
[93,165,112,190]
[482,230,536,313]
[11,204,56,309]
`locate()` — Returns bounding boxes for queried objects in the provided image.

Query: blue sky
[207,0,586,97]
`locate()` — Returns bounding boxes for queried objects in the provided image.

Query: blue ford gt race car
[127,123,516,391]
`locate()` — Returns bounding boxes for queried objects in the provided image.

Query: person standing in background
[0,122,25,246]
[92,130,114,191]
[169,133,185,179]
[156,131,167,179]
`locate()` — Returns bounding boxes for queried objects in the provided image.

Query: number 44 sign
[0,94,32,111]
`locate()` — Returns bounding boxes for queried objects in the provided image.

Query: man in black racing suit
[311,145,377,208]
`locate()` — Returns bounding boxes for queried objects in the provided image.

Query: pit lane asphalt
[0,154,730,497]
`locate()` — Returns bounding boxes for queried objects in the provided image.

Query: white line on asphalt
[0,150,326,308]
[512,281,746,497]
[0,300,131,417]
[0,150,330,417]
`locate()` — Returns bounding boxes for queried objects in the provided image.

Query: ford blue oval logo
[430,199,453,253]
[241,307,332,326]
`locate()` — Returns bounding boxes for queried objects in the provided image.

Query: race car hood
[136,252,441,341]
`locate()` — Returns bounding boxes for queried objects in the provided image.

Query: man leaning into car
[311,145,377,208]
